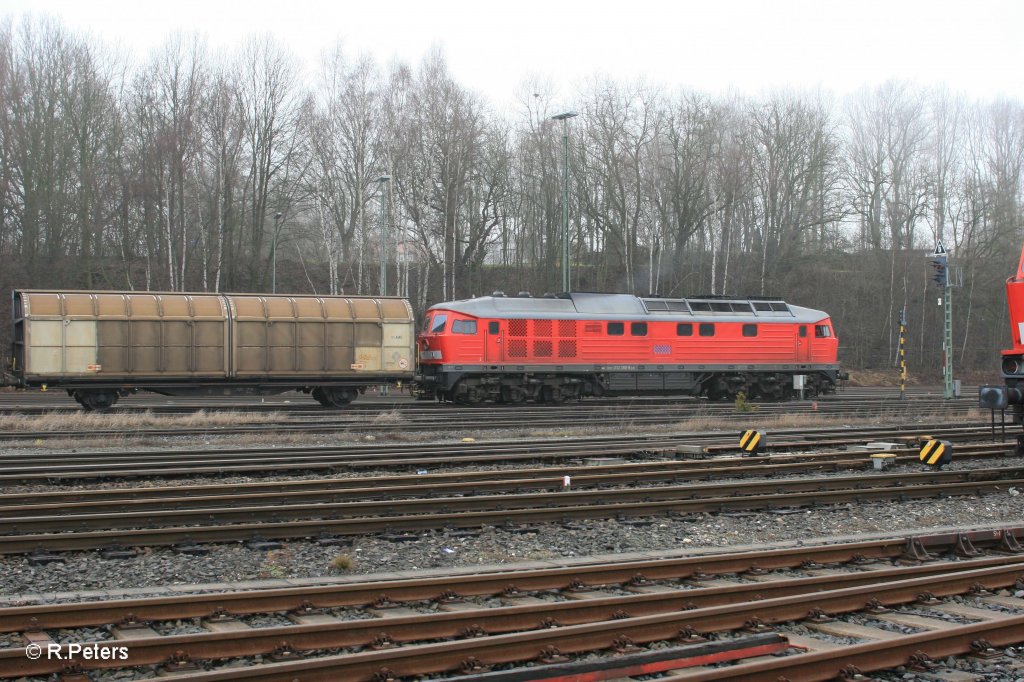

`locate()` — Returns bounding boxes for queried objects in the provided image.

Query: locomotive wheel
[706,388,728,401]
[500,386,527,405]
[454,385,486,405]
[541,386,566,404]
[75,389,119,412]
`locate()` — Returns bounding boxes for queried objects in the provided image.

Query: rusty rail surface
[0,423,1003,482]
[0,442,1012,516]
[4,546,1024,680]
[3,529,1019,632]
[1,466,1021,554]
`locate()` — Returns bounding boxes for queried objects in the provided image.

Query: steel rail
[0,400,981,440]
[0,390,972,415]
[676,620,1024,681]
[0,417,995,458]
[1,475,1022,554]
[25,560,1022,681]
[0,425,1005,483]
[9,529,1009,631]
[4,467,1022,532]
[0,463,1018,524]
[3,556,1023,678]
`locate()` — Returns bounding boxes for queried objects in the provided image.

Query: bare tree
[235,35,302,291]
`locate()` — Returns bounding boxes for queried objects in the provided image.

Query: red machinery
[981,246,1024,419]
[414,292,843,405]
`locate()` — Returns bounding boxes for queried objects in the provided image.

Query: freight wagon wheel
[74,389,119,412]
[316,387,354,408]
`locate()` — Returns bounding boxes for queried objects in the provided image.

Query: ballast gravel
[2,489,1024,597]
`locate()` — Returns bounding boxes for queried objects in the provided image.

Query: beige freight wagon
[3,290,416,410]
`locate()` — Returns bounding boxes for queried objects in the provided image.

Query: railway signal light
[930,259,948,288]
[919,439,952,468]
[979,385,1010,410]
[979,385,1023,410]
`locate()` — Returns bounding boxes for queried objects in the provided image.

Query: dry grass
[370,410,405,424]
[329,554,355,572]
[0,402,986,453]
[0,409,285,432]
[846,369,993,387]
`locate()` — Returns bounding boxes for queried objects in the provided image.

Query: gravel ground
[1,422,1022,598]
[4,418,1024,680]
[2,488,1024,597]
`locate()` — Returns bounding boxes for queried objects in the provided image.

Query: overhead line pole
[551,111,578,293]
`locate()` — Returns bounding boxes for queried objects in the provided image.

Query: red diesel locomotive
[981,243,1024,420]
[415,292,843,405]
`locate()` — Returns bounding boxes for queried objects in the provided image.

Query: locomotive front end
[981,245,1024,422]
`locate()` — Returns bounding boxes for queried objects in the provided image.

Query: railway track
[0,422,1005,482]
[0,390,983,442]
[0,441,1012,512]
[0,439,1018,555]
[2,528,1024,680]
[0,384,962,410]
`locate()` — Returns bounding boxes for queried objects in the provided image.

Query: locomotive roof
[429,292,830,324]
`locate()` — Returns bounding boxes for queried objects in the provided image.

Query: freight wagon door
[485,321,503,362]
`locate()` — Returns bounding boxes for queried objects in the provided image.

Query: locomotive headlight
[1003,357,1023,375]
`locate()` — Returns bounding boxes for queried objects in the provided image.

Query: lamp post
[376,175,392,296]
[551,111,578,293]
[271,211,282,293]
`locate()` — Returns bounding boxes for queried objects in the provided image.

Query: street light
[551,111,578,293]
[271,212,282,293]
[376,175,392,296]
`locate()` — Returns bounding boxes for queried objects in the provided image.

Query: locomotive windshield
[430,314,448,333]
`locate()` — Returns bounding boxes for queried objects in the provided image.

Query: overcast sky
[3,0,1021,110]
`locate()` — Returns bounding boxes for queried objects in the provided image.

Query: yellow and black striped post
[898,307,907,400]
[740,429,765,456]
[919,439,952,468]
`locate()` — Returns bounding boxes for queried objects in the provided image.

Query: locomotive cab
[415,308,487,400]
[418,310,488,360]
[809,319,839,363]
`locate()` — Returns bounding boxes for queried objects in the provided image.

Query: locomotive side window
[742,324,757,337]
[677,323,693,336]
[815,324,832,338]
[452,319,477,335]
[488,321,500,334]
[431,314,448,333]
[608,322,624,335]
[699,323,714,336]
[630,322,647,336]
[799,326,807,337]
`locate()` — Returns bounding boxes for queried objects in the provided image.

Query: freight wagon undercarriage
[42,379,400,410]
